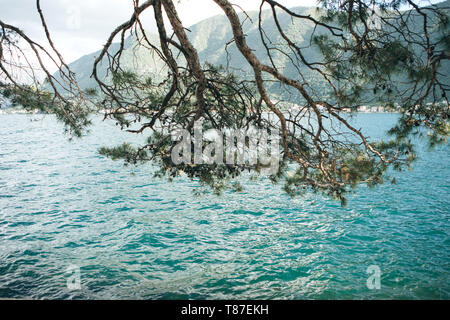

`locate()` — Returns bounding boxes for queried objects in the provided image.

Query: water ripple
[0,114,448,299]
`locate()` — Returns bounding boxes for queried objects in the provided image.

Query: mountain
[53,5,340,102]
[56,2,449,104]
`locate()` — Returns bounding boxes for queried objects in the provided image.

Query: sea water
[0,113,448,299]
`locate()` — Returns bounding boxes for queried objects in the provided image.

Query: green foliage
[0,85,91,137]
[98,143,148,164]
[84,88,98,96]
[1,85,53,111]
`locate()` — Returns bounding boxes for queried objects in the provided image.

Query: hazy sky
[0,0,316,65]
[0,0,443,69]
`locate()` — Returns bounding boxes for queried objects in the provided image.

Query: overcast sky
[0,0,316,65]
[0,0,443,71]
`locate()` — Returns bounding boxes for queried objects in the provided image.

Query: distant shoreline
[0,108,401,115]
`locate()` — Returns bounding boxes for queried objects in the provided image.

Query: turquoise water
[0,113,448,299]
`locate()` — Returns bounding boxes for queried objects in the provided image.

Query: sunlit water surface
[0,114,448,299]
